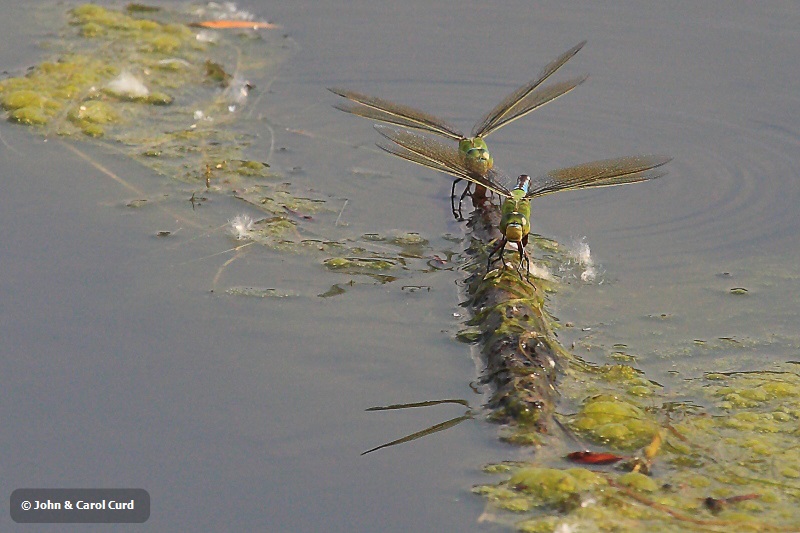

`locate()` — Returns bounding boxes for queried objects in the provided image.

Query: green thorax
[500,187,531,244]
[458,137,493,176]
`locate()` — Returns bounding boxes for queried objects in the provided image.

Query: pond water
[1,1,798,531]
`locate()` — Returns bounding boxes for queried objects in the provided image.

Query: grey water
[1,1,799,531]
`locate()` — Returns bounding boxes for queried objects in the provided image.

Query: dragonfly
[329,41,588,218]
[374,125,671,279]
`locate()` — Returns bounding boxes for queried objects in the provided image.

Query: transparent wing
[329,87,465,141]
[475,75,587,137]
[526,155,672,198]
[471,40,587,138]
[374,125,514,196]
[376,141,459,176]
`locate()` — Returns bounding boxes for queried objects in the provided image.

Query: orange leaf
[566,451,625,465]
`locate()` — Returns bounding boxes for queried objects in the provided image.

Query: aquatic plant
[0,3,448,294]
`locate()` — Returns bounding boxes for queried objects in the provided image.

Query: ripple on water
[498,96,800,265]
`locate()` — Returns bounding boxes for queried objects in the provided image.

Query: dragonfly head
[505,221,525,243]
[501,210,529,244]
[459,138,493,171]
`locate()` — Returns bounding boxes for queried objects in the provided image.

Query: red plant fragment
[566,451,625,465]
[190,20,281,30]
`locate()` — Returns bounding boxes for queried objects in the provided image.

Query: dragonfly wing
[333,102,454,136]
[374,125,513,196]
[471,40,587,138]
[377,141,465,177]
[527,155,672,198]
[475,75,587,137]
[329,87,465,141]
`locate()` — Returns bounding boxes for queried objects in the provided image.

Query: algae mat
[454,196,800,530]
[0,3,452,294]
[470,357,800,531]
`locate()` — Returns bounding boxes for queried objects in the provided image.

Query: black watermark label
[11,489,149,523]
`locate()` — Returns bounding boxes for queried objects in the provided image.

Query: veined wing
[377,142,465,177]
[471,40,587,138]
[474,75,587,137]
[329,87,465,141]
[526,155,671,198]
[374,125,513,197]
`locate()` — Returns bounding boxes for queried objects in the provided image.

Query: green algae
[0,3,455,299]
[509,467,606,505]
[225,286,298,298]
[618,471,658,492]
[571,395,660,450]
[467,245,800,529]
[9,107,50,125]
[324,257,394,271]
[456,327,482,343]
[475,365,800,530]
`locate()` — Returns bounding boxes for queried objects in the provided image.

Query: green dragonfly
[374,125,671,279]
[329,41,587,218]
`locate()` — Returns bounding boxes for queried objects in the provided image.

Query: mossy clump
[70,4,192,46]
[0,4,205,133]
[509,467,606,506]
[1,90,59,111]
[258,191,326,215]
[324,257,394,271]
[68,100,119,125]
[617,471,658,492]
[234,160,272,178]
[571,394,659,450]
[8,107,50,125]
[141,33,183,54]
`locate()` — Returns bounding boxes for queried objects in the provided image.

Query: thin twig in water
[211,243,253,289]
[0,130,22,156]
[335,199,349,226]
[60,141,203,229]
[264,122,275,163]
[607,478,788,531]
[179,241,254,266]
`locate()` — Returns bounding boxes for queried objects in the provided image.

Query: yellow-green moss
[571,395,659,449]
[8,107,49,125]
[141,33,182,54]
[617,471,658,492]
[68,100,118,124]
[2,90,57,111]
[324,257,394,271]
[509,467,605,505]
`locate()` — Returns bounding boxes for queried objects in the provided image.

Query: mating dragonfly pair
[330,41,670,280]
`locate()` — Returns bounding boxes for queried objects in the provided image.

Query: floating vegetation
[451,172,800,529]
[318,284,347,298]
[226,286,298,298]
[473,359,800,530]
[0,2,293,171]
[324,257,394,271]
[570,394,660,450]
[0,3,451,294]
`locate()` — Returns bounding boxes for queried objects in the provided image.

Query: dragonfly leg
[450,179,473,220]
[487,238,506,272]
[450,179,462,220]
[518,245,531,282]
[457,183,472,220]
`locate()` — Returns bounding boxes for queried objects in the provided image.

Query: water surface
[1,1,799,531]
